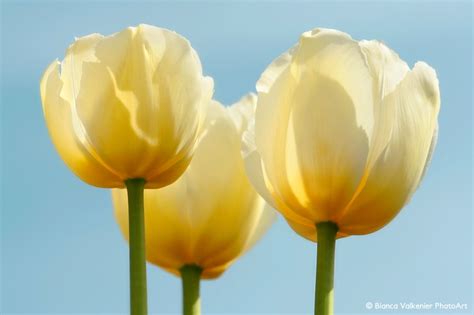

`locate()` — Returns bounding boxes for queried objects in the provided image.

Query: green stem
[314,221,338,315]
[180,264,202,315]
[125,178,148,315]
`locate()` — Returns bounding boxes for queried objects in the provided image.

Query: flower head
[40,24,213,188]
[245,28,440,240]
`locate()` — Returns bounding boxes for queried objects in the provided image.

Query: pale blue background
[1,1,472,314]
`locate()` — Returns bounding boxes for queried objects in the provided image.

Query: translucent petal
[255,28,374,225]
[40,61,122,187]
[338,62,440,234]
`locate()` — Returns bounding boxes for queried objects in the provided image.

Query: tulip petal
[338,62,440,234]
[359,40,411,171]
[418,123,438,186]
[184,102,269,272]
[59,29,147,180]
[360,40,410,97]
[240,106,278,207]
[335,40,413,218]
[40,61,123,187]
[242,149,278,209]
[256,46,296,93]
[242,115,316,231]
[256,28,374,226]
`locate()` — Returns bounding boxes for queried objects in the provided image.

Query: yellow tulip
[113,95,275,314]
[40,24,213,189]
[40,24,213,314]
[246,28,440,240]
[114,94,275,277]
[244,28,440,315]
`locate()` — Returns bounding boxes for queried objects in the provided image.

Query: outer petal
[61,25,213,186]
[130,25,213,185]
[114,100,274,278]
[256,45,296,93]
[255,28,374,228]
[338,62,440,234]
[40,60,122,187]
[183,101,275,278]
[359,40,410,170]
[418,123,438,186]
[236,95,276,208]
[59,30,137,181]
[235,93,282,213]
[332,40,412,221]
[242,111,314,231]
[360,40,410,97]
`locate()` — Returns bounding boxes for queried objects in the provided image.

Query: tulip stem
[126,178,148,315]
[314,221,338,315]
[180,264,202,315]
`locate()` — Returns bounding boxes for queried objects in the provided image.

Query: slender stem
[180,264,202,315]
[126,178,148,315]
[314,221,338,315]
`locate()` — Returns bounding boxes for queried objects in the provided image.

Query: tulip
[113,95,275,315]
[245,28,440,315]
[40,24,213,314]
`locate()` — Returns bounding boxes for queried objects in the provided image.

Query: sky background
[1,1,472,314]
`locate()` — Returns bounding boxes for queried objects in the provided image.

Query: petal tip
[413,61,440,108]
[301,27,352,41]
[40,59,61,106]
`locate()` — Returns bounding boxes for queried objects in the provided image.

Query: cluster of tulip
[40,24,440,315]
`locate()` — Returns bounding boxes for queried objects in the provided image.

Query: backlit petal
[40,61,122,187]
[338,62,440,234]
[256,28,374,226]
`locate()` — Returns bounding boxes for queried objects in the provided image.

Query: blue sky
[1,1,472,314]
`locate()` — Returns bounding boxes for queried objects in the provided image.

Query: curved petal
[243,148,278,210]
[243,144,315,231]
[144,153,192,189]
[335,40,412,216]
[256,45,296,93]
[198,202,276,279]
[241,113,300,221]
[255,28,374,226]
[240,203,276,255]
[133,26,213,183]
[236,95,278,209]
[40,60,122,187]
[233,93,283,214]
[338,62,440,234]
[360,40,410,97]
[359,40,410,171]
[417,122,438,186]
[183,101,272,271]
[242,95,326,242]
